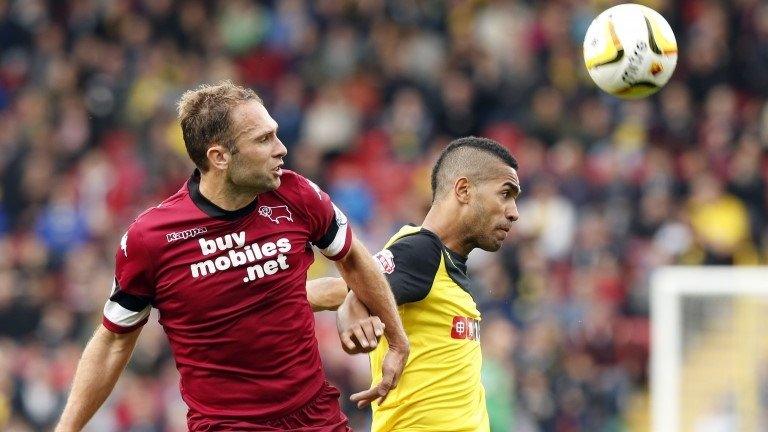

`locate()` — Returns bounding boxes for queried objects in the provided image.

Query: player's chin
[250,176,280,194]
[478,237,504,252]
[272,167,284,180]
[264,172,282,190]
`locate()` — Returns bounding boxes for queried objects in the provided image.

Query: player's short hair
[177,80,262,171]
[431,136,519,202]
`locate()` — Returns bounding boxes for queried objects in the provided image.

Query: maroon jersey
[102,169,352,427]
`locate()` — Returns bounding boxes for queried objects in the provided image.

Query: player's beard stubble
[465,199,506,253]
[226,152,281,195]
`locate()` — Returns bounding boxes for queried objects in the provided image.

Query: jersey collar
[445,247,468,266]
[419,226,469,265]
[187,169,260,220]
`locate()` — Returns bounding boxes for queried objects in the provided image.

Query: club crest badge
[258,205,293,224]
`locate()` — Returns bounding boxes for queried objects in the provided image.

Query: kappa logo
[373,249,395,274]
[166,226,208,243]
[259,205,293,224]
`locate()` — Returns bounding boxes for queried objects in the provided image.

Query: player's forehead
[486,162,520,188]
[232,100,277,139]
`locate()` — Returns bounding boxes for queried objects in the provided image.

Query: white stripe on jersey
[103,300,151,328]
[320,204,350,258]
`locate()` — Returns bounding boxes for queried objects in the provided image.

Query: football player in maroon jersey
[56,81,408,432]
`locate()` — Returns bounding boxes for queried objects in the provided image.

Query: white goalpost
[651,266,768,432]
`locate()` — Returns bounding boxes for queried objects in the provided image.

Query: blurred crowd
[1,0,768,431]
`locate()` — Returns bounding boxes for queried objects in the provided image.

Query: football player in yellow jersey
[337,136,521,432]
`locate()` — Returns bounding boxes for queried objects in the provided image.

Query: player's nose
[505,201,519,222]
[274,137,288,158]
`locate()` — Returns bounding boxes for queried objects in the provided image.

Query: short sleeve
[296,175,353,261]
[102,224,154,334]
[373,232,442,305]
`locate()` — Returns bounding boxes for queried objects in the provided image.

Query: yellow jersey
[370,225,489,432]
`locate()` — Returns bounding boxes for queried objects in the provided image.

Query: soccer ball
[583,3,678,99]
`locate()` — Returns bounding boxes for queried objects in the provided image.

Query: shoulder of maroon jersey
[276,169,305,190]
[272,169,322,203]
[157,182,191,210]
[128,184,192,234]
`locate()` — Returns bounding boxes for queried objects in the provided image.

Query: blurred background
[1,0,767,431]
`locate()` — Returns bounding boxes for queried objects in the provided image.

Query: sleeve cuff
[323,225,353,261]
[102,315,148,334]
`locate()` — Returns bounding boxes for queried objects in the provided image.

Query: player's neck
[198,171,258,211]
[422,204,472,257]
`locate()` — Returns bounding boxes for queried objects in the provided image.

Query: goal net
[651,267,768,432]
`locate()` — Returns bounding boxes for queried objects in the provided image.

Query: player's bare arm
[334,236,409,407]
[310,276,386,353]
[307,277,349,311]
[337,290,384,354]
[55,325,142,432]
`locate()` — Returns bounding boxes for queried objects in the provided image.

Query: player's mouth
[496,226,510,239]
[272,164,284,176]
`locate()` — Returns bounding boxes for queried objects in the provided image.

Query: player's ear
[206,143,230,171]
[454,177,471,204]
